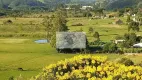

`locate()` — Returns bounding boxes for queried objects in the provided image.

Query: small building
[81,6,93,10]
[115,40,125,44]
[133,43,142,48]
[113,19,123,25]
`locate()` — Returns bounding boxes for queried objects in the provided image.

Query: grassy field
[67,17,142,42]
[0,17,142,41]
[0,39,77,80]
[0,17,142,79]
[0,39,141,80]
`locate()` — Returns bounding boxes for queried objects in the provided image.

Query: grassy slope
[67,17,142,42]
[67,17,127,42]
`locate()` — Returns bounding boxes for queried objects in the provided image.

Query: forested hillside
[95,0,142,10]
[0,0,70,9]
[0,0,141,10]
[106,0,141,10]
[0,0,95,10]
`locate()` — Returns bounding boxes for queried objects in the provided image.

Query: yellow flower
[92,60,95,64]
[86,73,91,78]
[63,65,67,69]
[97,66,102,71]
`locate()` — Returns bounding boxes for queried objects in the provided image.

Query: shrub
[71,23,83,26]
[123,48,142,53]
[9,76,14,80]
[32,55,142,80]
[116,57,134,66]
[3,20,13,24]
[103,43,117,53]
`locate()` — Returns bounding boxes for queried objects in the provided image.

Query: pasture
[0,39,142,80]
[0,17,142,41]
[0,17,142,79]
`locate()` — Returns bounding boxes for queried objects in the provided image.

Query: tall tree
[126,15,132,24]
[137,2,142,8]
[43,10,68,47]
[123,33,137,48]
[128,21,139,32]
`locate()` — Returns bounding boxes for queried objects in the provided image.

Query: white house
[81,6,93,10]
[133,43,142,48]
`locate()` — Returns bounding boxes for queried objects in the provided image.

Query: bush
[32,55,142,80]
[89,41,105,46]
[71,23,83,26]
[9,76,14,80]
[3,20,13,24]
[103,43,117,53]
[123,48,142,53]
[116,57,134,66]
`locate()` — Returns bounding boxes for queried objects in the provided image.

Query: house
[81,6,93,10]
[133,43,142,48]
[113,19,123,25]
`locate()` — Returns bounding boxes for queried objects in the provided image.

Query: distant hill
[0,0,45,9]
[106,0,141,10]
[0,0,140,10]
[0,0,96,9]
[71,0,95,3]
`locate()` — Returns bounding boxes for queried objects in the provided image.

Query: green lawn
[0,39,142,80]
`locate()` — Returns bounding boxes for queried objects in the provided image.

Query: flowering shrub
[31,55,142,80]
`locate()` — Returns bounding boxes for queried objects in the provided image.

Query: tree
[88,27,94,34]
[109,43,117,53]
[43,10,68,47]
[94,8,104,17]
[126,15,132,24]
[137,2,142,8]
[93,32,100,41]
[137,15,142,26]
[70,4,81,15]
[128,21,139,32]
[123,33,137,48]
[106,0,136,10]
[95,0,109,8]
[117,9,124,17]
[103,43,117,53]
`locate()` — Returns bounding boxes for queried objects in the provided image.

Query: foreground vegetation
[33,55,142,80]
